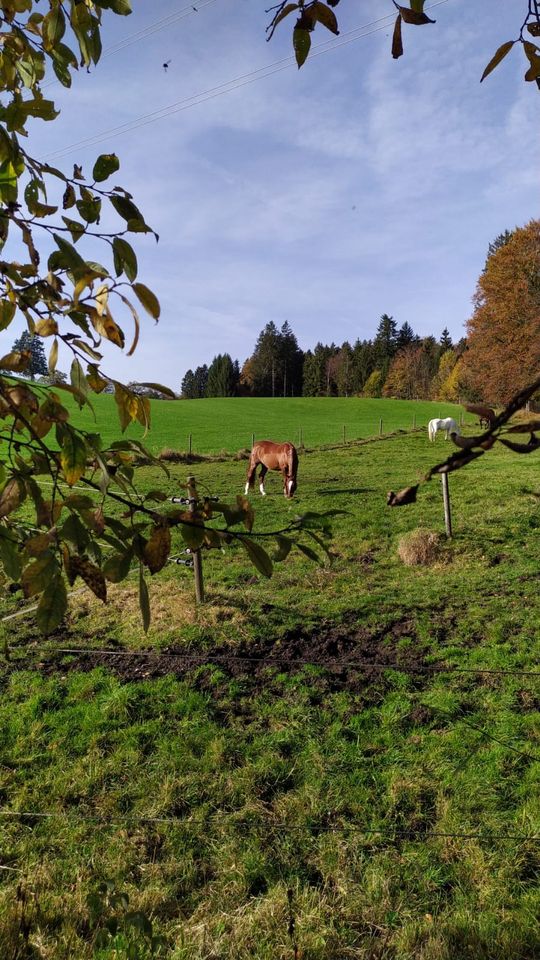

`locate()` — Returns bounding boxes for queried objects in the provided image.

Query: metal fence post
[441,472,452,538]
[187,476,205,602]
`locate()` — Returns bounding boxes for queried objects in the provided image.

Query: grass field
[1,406,539,959]
[61,393,471,455]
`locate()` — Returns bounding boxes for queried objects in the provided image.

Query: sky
[1,0,538,390]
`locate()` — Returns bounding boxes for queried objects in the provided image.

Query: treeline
[181,221,540,406]
[180,316,467,401]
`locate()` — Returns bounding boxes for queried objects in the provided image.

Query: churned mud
[3,615,438,695]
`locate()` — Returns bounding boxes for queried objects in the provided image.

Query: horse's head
[284,476,297,498]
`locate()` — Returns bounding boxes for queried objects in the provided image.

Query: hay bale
[397,529,442,566]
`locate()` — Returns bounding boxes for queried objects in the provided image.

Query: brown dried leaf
[392,14,403,59]
[143,524,171,574]
[386,485,418,507]
[70,555,107,601]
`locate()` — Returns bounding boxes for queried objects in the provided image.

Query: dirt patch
[4,615,438,696]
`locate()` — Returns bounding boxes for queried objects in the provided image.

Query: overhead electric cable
[42,0,219,89]
[46,0,449,162]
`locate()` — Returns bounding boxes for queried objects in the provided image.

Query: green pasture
[1,427,539,958]
[63,393,471,455]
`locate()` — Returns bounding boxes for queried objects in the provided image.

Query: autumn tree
[363,369,383,398]
[462,219,540,404]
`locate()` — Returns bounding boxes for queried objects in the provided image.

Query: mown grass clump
[398,528,444,566]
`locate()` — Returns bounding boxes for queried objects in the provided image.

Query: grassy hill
[65,393,471,455]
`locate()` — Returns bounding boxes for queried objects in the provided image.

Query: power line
[46,1,449,162]
[42,0,219,89]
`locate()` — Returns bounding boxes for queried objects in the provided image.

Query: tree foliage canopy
[463,219,540,404]
[270,0,540,86]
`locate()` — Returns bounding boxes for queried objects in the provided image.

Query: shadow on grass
[315,487,376,496]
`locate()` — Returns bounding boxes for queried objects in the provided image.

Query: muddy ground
[2,615,440,696]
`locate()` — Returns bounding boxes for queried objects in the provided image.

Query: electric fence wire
[41,0,219,89]
[45,0,450,162]
[0,809,537,844]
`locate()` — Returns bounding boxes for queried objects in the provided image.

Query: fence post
[251,433,255,449]
[188,433,192,456]
[441,472,452,538]
[342,424,346,445]
[187,475,205,602]
[379,418,383,436]
[299,427,303,449]
[413,414,416,430]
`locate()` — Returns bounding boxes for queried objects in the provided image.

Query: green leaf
[132,282,160,320]
[139,565,151,632]
[37,574,68,634]
[137,382,176,398]
[294,542,320,562]
[0,159,19,203]
[108,0,132,14]
[241,538,273,578]
[22,551,57,598]
[109,193,145,223]
[59,427,88,486]
[51,232,86,270]
[293,27,311,68]
[480,40,515,82]
[70,358,88,400]
[0,299,16,331]
[43,6,66,49]
[112,236,138,281]
[273,535,292,562]
[103,548,134,583]
[181,523,205,551]
[61,216,85,242]
[92,153,120,182]
[0,530,22,581]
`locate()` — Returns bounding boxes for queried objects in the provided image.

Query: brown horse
[465,403,496,429]
[245,440,298,498]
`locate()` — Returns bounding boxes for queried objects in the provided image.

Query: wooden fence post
[379,418,383,436]
[342,425,346,444]
[413,414,416,429]
[187,476,205,603]
[251,433,255,449]
[188,433,192,456]
[441,472,452,538]
[299,427,303,449]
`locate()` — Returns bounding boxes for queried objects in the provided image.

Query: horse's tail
[285,443,298,497]
[428,422,434,441]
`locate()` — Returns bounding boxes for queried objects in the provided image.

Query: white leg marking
[245,482,250,495]
[259,482,266,496]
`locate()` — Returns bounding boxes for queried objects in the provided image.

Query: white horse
[428,417,460,441]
